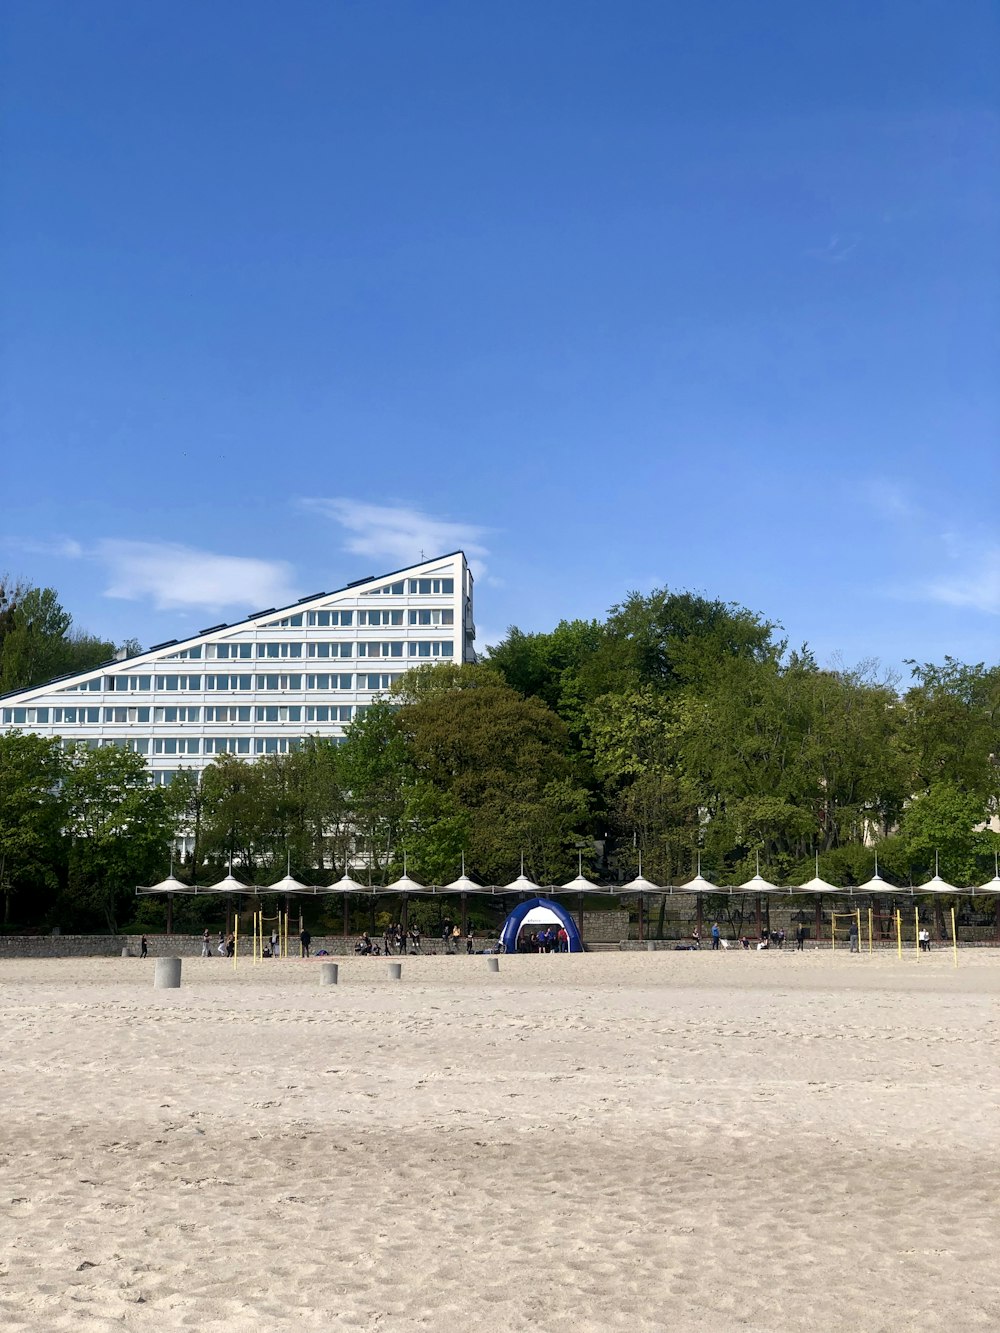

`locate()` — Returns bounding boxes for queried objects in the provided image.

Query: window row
[364,577,454,596]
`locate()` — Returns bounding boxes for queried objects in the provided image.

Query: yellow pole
[856,907,861,954]
[951,906,958,968]
[868,905,873,954]
[914,906,920,957]
[896,909,902,958]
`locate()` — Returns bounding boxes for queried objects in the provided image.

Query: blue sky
[2,0,997,677]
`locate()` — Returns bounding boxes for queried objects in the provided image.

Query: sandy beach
[1,949,998,1333]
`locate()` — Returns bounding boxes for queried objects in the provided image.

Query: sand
[1,948,998,1333]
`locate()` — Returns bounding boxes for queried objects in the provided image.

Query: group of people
[355,925,423,956]
[704,922,796,951]
[517,926,570,953]
[200,929,235,957]
[384,924,423,954]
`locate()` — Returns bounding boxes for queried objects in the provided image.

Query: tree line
[1,581,998,933]
[0,577,139,694]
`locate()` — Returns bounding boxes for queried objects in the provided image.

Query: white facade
[0,552,475,782]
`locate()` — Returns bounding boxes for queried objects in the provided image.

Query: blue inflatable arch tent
[499,897,584,953]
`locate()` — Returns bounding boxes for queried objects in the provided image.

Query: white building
[0,552,475,783]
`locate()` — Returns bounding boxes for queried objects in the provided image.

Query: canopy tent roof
[266,873,314,895]
[677,872,718,894]
[201,872,254,894]
[325,872,370,894]
[916,874,959,895]
[739,872,781,894]
[619,874,663,894]
[138,873,191,895]
[854,873,891,894]
[503,871,542,895]
[383,873,429,895]
[559,873,608,894]
[975,875,1000,895]
[439,872,487,895]
[796,876,841,895]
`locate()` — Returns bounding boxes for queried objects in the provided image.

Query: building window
[358,609,403,626]
[204,737,252,755]
[267,613,303,627]
[153,738,201,756]
[408,609,454,626]
[204,706,252,723]
[360,672,404,691]
[205,674,253,691]
[407,578,454,595]
[256,643,303,658]
[255,674,302,691]
[154,675,202,691]
[408,641,454,658]
[362,580,405,596]
[255,706,301,722]
[109,675,152,691]
[211,643,252,660]
[306,610,353,626]
[106,706,154,723]
[358,641,404,658]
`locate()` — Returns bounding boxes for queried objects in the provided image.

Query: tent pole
[343,893,349,940]
[461,891,468,936]
[637,892,643,943]
[166,893,173,936]
[401,893,409,937]
[815,896,822,943]
[577,892,584,937]
[755,894,762,940]
[696,893,703,937]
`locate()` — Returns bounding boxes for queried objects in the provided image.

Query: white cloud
[4,535,84,559]
[302,498,491,575]
[925,537,1000,615]
[94,540,299,612]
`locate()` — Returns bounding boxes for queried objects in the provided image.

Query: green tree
[0,584,117,691]
[399,665,590,883]
[895,781,996,886]
[60,746,178,932]
[901,658,1000,801]
[339,702,411,880]
[0,731,65,925]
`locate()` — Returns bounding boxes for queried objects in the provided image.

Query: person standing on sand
[300,927,311,958]
[849,920,859,953]
[270,928,279,958]
[140,935,148,959]
[201,930,211,958]
[795,924,805,951]
[711,922,721,950]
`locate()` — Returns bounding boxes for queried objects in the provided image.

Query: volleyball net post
[950,905,958,969]
[867,905,873,954]
[895,909,902,958]
[830,911,861,952]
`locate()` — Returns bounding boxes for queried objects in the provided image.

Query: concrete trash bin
[154,957,182,989]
